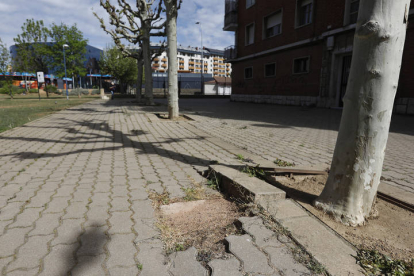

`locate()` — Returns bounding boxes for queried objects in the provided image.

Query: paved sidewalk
[0,100,314,275]
[165,98,414,195]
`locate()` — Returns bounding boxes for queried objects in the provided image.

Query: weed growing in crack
[175,243,185,251]
[273,158,295,167]
[240,166,267,180]
[236,154,245,161]
[148,192,170,206]
[137,264,143,270]
[182,187,204,201]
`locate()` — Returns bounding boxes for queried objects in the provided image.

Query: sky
[0,0,234,51]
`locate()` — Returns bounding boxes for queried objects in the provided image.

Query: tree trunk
[314,0,410,226]
[166,0,179,120]
[142,33,154,106]
[136,58,143,103]
[9,78,13,99]
[25,76,29,94]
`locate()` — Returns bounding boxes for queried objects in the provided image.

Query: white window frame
[244,67,253,79]
[245,23,255,46]
[263,10,283,39]
[264,63,276,78]
[246,0,255,9]
[292,56,310,74]
[295,0,313,28]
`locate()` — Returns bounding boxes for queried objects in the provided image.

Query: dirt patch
[268,174,414,261]
[157,198,242,259]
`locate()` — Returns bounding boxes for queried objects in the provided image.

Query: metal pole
[201,23,204,95]
[63,47,68,100]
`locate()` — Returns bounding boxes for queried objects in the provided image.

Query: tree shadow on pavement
[0,115,214,170]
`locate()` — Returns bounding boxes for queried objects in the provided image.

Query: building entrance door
[339,55,352,107]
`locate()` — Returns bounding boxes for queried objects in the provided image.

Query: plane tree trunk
[314,0,410,226]
[142,33,154,106]
[165,0,179,119]
[136,58,143,102]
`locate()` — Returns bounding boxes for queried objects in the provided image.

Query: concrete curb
[210,165,364,276]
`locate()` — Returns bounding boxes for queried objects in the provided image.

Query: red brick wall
[232,43,323,97]
[398,21,414,98]
[236,0,347,58]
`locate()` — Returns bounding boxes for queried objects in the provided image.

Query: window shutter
[266,12,282,28]
[301,0,312,7]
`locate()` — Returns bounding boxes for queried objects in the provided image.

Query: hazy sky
[0,0,234,50]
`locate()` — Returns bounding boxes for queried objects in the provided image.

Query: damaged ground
[266,173,414,262]
[149,178,325,275]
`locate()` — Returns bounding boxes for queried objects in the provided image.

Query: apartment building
[224,0,414,115]
[149,43,232,77]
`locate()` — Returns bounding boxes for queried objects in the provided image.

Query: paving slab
[208,257,242,276]
[210,165,286,204]
[169,247,208,276]
[225,235,275,275]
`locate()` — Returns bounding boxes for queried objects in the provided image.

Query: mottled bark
[142,34,154,106]
[314,0,410,226]
[136,58,143,102]
[165,0,179,119]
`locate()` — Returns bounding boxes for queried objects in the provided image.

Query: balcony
[224,0,238,31]
[161,58,167,62]
[153,63,160,67]
[162,64,167,68]
[179,60,184,64]
[189,61,195,65]
[224,45,237,60]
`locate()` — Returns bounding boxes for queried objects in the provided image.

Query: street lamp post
[63,44,69,100]
[196,22,204,95]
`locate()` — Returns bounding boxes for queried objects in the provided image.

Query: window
[293,57,310,74]
[349,0,360,24]
[296,0,313,27]
[264,11,282,38]
[246,0,255,9]
[265,63,276,77]
[245,23,255,45]
[245,67,253,79]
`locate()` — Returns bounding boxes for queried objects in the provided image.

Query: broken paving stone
[265,246,310,276]
[225,235,274,275]
[208,257,242,276]
[169,247,208,276]
[238,216,283,248]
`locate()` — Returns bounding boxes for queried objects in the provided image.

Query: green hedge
[44,85,58,93]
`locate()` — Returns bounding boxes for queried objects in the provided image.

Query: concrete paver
[1,98,399,275]
[168,99,414,196]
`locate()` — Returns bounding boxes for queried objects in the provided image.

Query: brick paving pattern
[0,100,244,275]
[173,99,414,194]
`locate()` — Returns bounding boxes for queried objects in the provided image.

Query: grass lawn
[0,94,99,133]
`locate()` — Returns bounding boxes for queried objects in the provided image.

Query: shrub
[29,88,38,94]
[91,89,100,95]
[0,83,24,95]
[44,85,58,93]
[69,88,89,96]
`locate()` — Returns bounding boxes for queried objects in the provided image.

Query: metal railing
[224,0,238,30]
[224,45,237,60]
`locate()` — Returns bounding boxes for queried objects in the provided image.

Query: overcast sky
[0,0,234,51]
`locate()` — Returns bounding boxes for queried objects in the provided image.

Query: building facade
[148,43,232,77]
[224,0,414,115]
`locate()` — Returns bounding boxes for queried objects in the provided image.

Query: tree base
[313,199,366,227]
